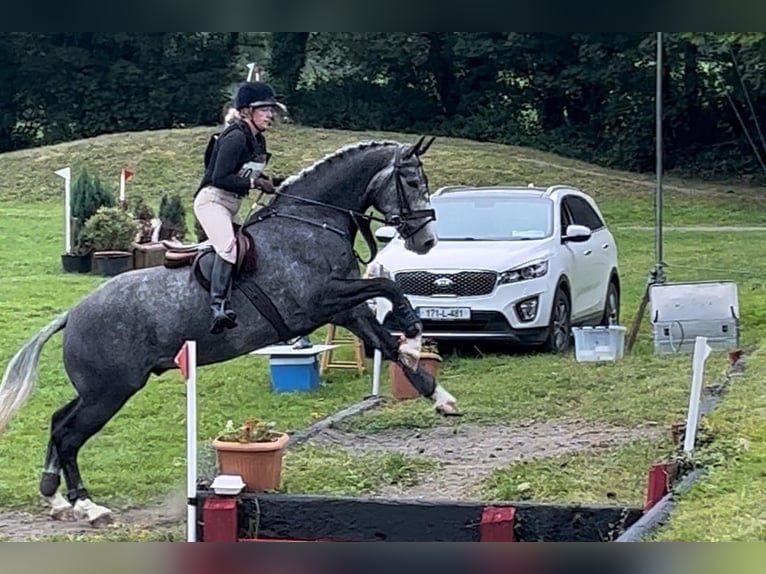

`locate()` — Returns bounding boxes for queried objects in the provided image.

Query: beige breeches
[193,186,243,264]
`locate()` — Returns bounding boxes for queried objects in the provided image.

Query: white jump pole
[55,167,72,253]
[119,170,126,204]
[684,336,712,455]
[246,62,256,82]
[175,340,198,542]
[371,297,393,396]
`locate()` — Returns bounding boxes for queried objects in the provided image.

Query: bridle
[246,139,436,264]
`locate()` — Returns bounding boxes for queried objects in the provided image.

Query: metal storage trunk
[650,281,739,355]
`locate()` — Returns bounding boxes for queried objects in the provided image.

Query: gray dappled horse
[0,136,459,526]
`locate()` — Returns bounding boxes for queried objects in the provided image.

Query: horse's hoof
[435,402,462,416]
[89,509,114,528]
[73,498,113,527]
[50,503,75,521]
[43,492,75,521]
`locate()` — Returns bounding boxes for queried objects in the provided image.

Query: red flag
[174,342,189,380]
[122,167,134,182]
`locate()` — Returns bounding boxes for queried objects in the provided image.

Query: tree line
[3,32,765,180]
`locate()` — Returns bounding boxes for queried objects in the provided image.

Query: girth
[163,229,291,341]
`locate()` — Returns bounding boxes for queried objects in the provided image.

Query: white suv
[371,184,620,353]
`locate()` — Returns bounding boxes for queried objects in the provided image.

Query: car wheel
[544,287,571,354]
[600,281,620,326]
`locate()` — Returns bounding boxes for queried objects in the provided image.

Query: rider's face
[249,106,274,132]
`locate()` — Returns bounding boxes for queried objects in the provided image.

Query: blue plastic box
[269,355,320,393]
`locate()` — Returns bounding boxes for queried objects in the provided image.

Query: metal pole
[655,32,665,284]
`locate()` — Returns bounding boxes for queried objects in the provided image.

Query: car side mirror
[563,224,592,243]
[374,226,397,244]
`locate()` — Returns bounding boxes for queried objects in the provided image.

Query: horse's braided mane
[279,140,399,190]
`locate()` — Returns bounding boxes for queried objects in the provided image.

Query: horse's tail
[0,312,68,436]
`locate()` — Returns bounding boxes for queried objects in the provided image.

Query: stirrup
[210,303,237,334]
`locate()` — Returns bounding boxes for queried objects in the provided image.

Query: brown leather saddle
[163,226,256,292]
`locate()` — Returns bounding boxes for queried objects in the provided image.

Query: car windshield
[433,196,553,241]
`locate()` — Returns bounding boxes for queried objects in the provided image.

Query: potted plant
[212,418,289,492]
[388,338,443,400]
[79,206,138,276]
[62,168,115,273]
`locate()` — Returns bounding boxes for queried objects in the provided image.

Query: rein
[245,144,436,265]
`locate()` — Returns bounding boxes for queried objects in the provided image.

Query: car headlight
[497,260,549,285]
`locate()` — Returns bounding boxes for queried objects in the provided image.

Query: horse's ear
[418,136,435,156]
[405,135,426,159]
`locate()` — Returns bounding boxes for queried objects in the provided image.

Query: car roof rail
[434,184,552,196]
[543,184,578,197]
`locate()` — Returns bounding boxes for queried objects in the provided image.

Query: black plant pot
[93,251,133,277]
[61,252,92,274]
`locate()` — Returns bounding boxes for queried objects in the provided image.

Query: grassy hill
[1,124,765,541]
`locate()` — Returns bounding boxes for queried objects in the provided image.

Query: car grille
[395,271,497,297]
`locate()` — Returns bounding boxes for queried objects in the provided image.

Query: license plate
[417,307,470,320]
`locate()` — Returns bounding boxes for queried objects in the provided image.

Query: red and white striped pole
[174,340,198,542]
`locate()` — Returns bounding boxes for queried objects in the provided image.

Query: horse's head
[368,136,438,255]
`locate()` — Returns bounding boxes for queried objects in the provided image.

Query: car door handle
[602,243,610,249]
[583,249,592,256]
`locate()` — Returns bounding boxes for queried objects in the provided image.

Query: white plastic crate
[572,325,627,362]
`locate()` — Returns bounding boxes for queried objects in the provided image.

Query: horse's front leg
[321,277,422,365]
[330,303,459,415]
[322,277,422,336]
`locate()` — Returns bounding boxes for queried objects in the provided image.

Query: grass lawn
[652,347,766,541]
[1,124,765,541]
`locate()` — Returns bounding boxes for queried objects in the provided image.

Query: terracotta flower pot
[212,432,289,492]
[388,352,443,400]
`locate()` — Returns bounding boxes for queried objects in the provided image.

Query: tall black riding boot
[209,255,237,334]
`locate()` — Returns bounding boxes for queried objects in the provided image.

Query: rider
[194,81,283,334]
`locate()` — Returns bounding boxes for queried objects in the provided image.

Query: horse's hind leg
[54,388,138,526]
[39,398,79,520]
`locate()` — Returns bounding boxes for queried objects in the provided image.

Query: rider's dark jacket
[196,120,268,198]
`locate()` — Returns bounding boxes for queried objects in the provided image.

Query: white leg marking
[44,491,74,521]
[431,384,460,415]
[73,498,113,526]
[398,334,422,370]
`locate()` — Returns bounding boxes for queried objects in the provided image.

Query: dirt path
[0,490,187,541]
[310,419,662,501]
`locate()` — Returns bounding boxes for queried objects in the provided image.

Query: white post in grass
[246,62,256,82]
[55,167,72,253]
[175,340,198,542]
[371,297,392,397]
[119,168,126,204]
[684,336,712,455]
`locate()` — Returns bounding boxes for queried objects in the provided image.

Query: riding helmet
[234,81,285,111]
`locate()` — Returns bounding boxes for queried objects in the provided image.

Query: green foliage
[6,32,766,178]
[79,206,137,252]
[1,33,237,151]
[70,168,116,224]
[217,418,281,443]
[158,192,186,240]
[130,194,154,221]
